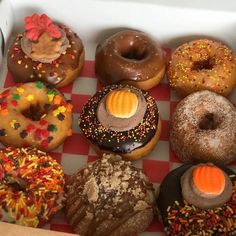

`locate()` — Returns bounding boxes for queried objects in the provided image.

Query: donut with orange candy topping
[7,13,84,88]
[157,162,236,235]
[79,84,161,160]
[0,82,72,151]
[0,147,65,227]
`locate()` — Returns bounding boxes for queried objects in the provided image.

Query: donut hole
[199,113,220,130]
[192,59,214,71]
[8,178,27,192]
[22,103,49,121]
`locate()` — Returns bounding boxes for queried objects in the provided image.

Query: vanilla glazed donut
[7,13,84,88]
[168,39,236,97]
[0,147,65,227]
[95,30,166,90]
[79,84,161,160]
[0,82,72,151]
[170,90,236,164]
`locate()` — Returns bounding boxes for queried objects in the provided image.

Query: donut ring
[0,82,72,151]
[168,39,236,97]
[79,84,161,160]
[95,30,166,90]
[7,16,84,88]
[0,147,65,227]
[170,90,236,164]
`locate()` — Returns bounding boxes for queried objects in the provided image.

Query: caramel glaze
[157,163,236,223]
[79,84,159,154]
[65,154,155,236]
[95,30,166,85]
[7,24,83,86]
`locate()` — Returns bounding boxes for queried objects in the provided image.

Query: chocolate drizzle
[66,154,155,235]
[79,84,159,154]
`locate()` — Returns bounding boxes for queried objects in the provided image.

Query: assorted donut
[1,11,236,236]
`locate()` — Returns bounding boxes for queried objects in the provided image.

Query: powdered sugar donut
[170,90,236,164]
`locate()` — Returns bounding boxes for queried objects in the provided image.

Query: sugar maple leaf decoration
[25,13,62,41]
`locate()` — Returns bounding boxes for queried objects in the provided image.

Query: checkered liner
[1,47,236,236]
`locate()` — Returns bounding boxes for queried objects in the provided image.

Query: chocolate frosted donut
[7,13,84,88]
[79,84,161,160]
[157,163,236,235]
[95,30,166,90]
[170,90,236,164]
[66,154,156,236]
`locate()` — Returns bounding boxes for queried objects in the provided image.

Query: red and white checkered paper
[0,46,236,236]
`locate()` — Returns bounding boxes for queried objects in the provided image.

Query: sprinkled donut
[170,90,236,164]
[0,82,72,151]
[7,13,84,88]
[168,39,236,97]
[79,84,161,160]
[157,162,236,235]
[95,30,166,90]
[0,147,65,227]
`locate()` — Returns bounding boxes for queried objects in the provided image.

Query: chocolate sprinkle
[57,113,65,121]
[0,129,6,136]
[47,124,57,132]
[20,130,28,139]
[14,123,21,130]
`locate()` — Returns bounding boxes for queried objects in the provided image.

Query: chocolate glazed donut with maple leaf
[7,13,85,88]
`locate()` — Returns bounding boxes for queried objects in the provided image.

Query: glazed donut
[157,162,236,235]
[0,147,65,227]
[170,90,236,164]
[95,30,166,90]
[7,13,84,88]
[79,84,161,160]
[168,39,236,97]
[0,82,72,151]
[66,153,156,235]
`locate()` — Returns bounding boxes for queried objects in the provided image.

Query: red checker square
[88,155,99,163]
[146,219,164,232]
[71,94,91,113]
[143,160,170,183]
[170,101,178,116]
[63,133,89,155]
[80,60,96,78]
[59,83,73,94]
[159,120,169,141]
[48,152,62,164]
[4,71,15,88]
[169,144,181,163]
[149,83,170,101]
[163,47,172,62]
[50,224,74,233]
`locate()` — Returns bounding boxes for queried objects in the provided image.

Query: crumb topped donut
[79,84,161,160]
[0,147,65,227]
[0,82,72,151]
[168,39,236,97]
[7,13,84,88]
[157,163,236,235]
[66,153,156,236]
[170,90,236,164]
[95,30,166,90]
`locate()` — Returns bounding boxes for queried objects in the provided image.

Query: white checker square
[132,159,143,169]
[84,42,96,60]
[72,77,97,95]
[89,145,97,155]
[61,153,88,175]
[156,101,170,120]
[52,143,63,153]
[229,90,236,104]
[145,141,169,162]
[63,93,72,100]
[161,75,168,84]
[170,162,182,171]
[72,113,80,133]
[170,89,179,102]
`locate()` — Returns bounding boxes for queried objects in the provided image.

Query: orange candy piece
[192,165,225,195]
[106,89,138,118]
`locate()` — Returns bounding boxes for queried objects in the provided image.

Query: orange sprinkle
[53,95,62,105]
[193,165,225,195]
[66,103,73,112]
[1,109,8,116]
[67,129,72,136]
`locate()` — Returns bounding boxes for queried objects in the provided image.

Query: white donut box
[0,0,236,235]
